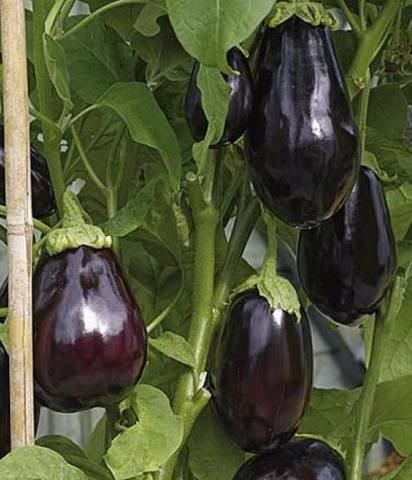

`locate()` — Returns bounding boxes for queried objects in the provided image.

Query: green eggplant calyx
[46,191,112,256]
[269,2,339,30]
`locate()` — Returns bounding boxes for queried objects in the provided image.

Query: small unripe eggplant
[185,47,253,146]
[297,166,397,326]
[210,289,313,454]
[233,438,346,479]
[245,17,359,228]
[33,246,147,412]
[0,127,56,218]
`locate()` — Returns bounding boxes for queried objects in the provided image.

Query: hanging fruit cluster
[186,12,396,480]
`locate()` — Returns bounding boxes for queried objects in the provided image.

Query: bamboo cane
[0,0,35,449]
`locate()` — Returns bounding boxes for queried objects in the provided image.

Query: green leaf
[167,0,274,71]
[44,34,73,117]
[298,388,360,454]
[62,18,134,103]
[104,385,184,479]
[368,85,409,138]
[97,83,181,190]
[149,331,196,368]
[380,276,412,382]
[371,376,412,457]
[132,19,190,85]
[84,416,107,465]
[133,4,166,36]
[102,176,161,237]
[386,183,412,241]
[188,406,246,480]
[192,65,230,172]
[0,446,87,479]
[36,436,113,480]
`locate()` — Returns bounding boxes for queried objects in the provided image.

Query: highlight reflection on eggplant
[246,17,359,228]
[298,166,397,326]
[33,246,147,412]
[210,289,313,453]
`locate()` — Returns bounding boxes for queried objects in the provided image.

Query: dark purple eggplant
[185,47,253,146]
[0,126,56,218]
[0,342,40,458]
[233,438,346,479]
[245,17,359,228]
[33,246,147,412]
[297,166,397,326]
[210,289,313,454]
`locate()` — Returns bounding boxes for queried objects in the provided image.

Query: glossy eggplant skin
[245,17,359,228]
[210,290,313,454]
[233,438,346,480]
[0,343,40,458]
[185,47,254,146]
[0,127,56,218]
[0,342,10,459]
[298,166,397,326]
[33,246,147,412]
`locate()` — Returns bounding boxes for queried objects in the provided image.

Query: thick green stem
[33,1,66,215]
[356,70,371,163]
[158,174,218,480]
[347,0,402,100]
[359,0,367,30]
[347,277,403,480]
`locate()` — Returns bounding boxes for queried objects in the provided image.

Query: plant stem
[33,1,66,215]
[70,126,106,192]
[356,69,371,161]
[347,0,402,100]
[105,405,121,450]
[359,0,367,30]
[213,188,260,313]
[106,126,125,255]
[159,172,218,480]
[336,0,362,37]
[347,277,403,480]
[56,0,156,42]
[67,105,101,129]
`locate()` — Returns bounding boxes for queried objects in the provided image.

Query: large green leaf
[167,0,274,70]
[188,406,246,480]
[0,446,87,480]
[97,83,181,189]
[104,385,184,479]
[36,436,113,480]
[62,18,134,103]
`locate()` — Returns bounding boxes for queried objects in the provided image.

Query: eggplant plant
[0,2,411,480]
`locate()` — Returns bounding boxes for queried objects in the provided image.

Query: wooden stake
[0,0,35,448]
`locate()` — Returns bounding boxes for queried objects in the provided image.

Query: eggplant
[245,16,359,228]
[0,342,40,458]
[0,126,56,218]
[233,438,346,479]
[210,289,313,453]
[33,246,147,412]
[185,47,253,146]
[297,166,397,326]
